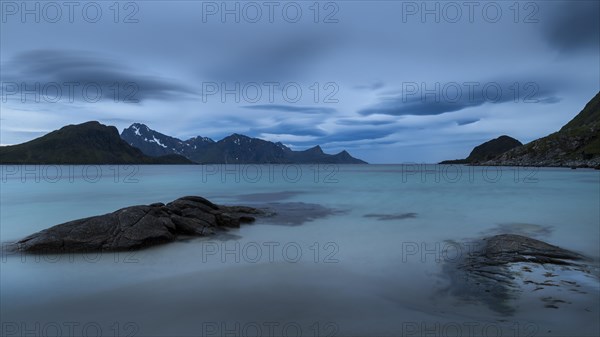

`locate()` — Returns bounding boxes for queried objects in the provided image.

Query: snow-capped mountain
[121,123,367,164]
[121,123,214,158]
[0,121,192,164]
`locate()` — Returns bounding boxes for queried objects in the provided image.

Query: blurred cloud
[1,50,196,102]
[542,1,600,53]
[456,119,480,126]
[353,81,385,91]
[242,105,337,114]
[0,1,598,163]
[359,77,562,116]
[201,32,342,82]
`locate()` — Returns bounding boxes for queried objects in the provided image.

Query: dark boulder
[475,234,584,265]
[15,196,264,253]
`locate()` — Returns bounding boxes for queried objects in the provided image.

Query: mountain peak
[0,121,191,164]
[188,136,215,143]
[465,136,523,162]
[439,135,523,164]
[59,121,120,138]
[78,121,102,127]
[125,123,152,136]
[120,123,367,164]
[275,142,291,151]
[307,145,324,153]
[222,133,252,145]
[228,133,250,139]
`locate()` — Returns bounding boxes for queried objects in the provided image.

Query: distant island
[440,91,600,168]
[0,121,366,165]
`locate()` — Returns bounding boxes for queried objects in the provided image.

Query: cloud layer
[1,1,598,162]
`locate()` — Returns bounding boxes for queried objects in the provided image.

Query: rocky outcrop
[480,124,600,168]
[481,92,600,168]
[15,196,264,253]
[440,92,600,168]
[440,135,522,164]
[465,234,584,267]
[443,234,592,315]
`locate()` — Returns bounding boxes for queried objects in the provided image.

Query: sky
[1,0,599,163]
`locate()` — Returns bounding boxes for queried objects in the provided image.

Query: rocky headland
[440,92,600,168]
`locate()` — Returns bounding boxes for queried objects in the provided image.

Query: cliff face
[482,92,600,168]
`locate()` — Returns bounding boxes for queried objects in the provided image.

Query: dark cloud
[0,1,596,163]
[320,128,396,143]
[456,119,480,126]
[543,1,600,52]
[286,127,398,146]
[251,122,327,137]
[360,99,475,116]
[335,119,396,126]
[353,81,385,91]
[539,96,562,104]
[242,105,337,114]
[359,78,561,116]
[249,120,398,147]
[1,50,196,102]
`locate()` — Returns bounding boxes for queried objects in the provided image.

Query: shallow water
[1,165,599,336]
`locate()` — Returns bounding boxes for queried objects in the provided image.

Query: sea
[1,164,599,336]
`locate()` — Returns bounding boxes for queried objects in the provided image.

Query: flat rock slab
[474,234,585,266]
[15,196,264,253]
[443,234,594,315]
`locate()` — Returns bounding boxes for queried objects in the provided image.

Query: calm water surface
[1,165,598,336]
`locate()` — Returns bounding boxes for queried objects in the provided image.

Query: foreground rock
[443,234,594,315]
[468,234,585,266]
[16,196,264,253]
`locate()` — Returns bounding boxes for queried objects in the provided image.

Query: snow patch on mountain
[150,135,167,148]
[132,125,141,136]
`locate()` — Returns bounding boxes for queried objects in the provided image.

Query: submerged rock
[473,234,585,266]
[15,196,264,253]
[442,234,594,315]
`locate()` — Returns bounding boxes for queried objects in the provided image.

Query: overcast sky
[1,0,598,163]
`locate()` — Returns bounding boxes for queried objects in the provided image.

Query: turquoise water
[1,165,599,336]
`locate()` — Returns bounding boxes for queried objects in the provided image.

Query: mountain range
[441,91,600,168]
[2,92,597,166]
[121,123,367,164]
[0,121,192,164]
[0,121,366,164]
